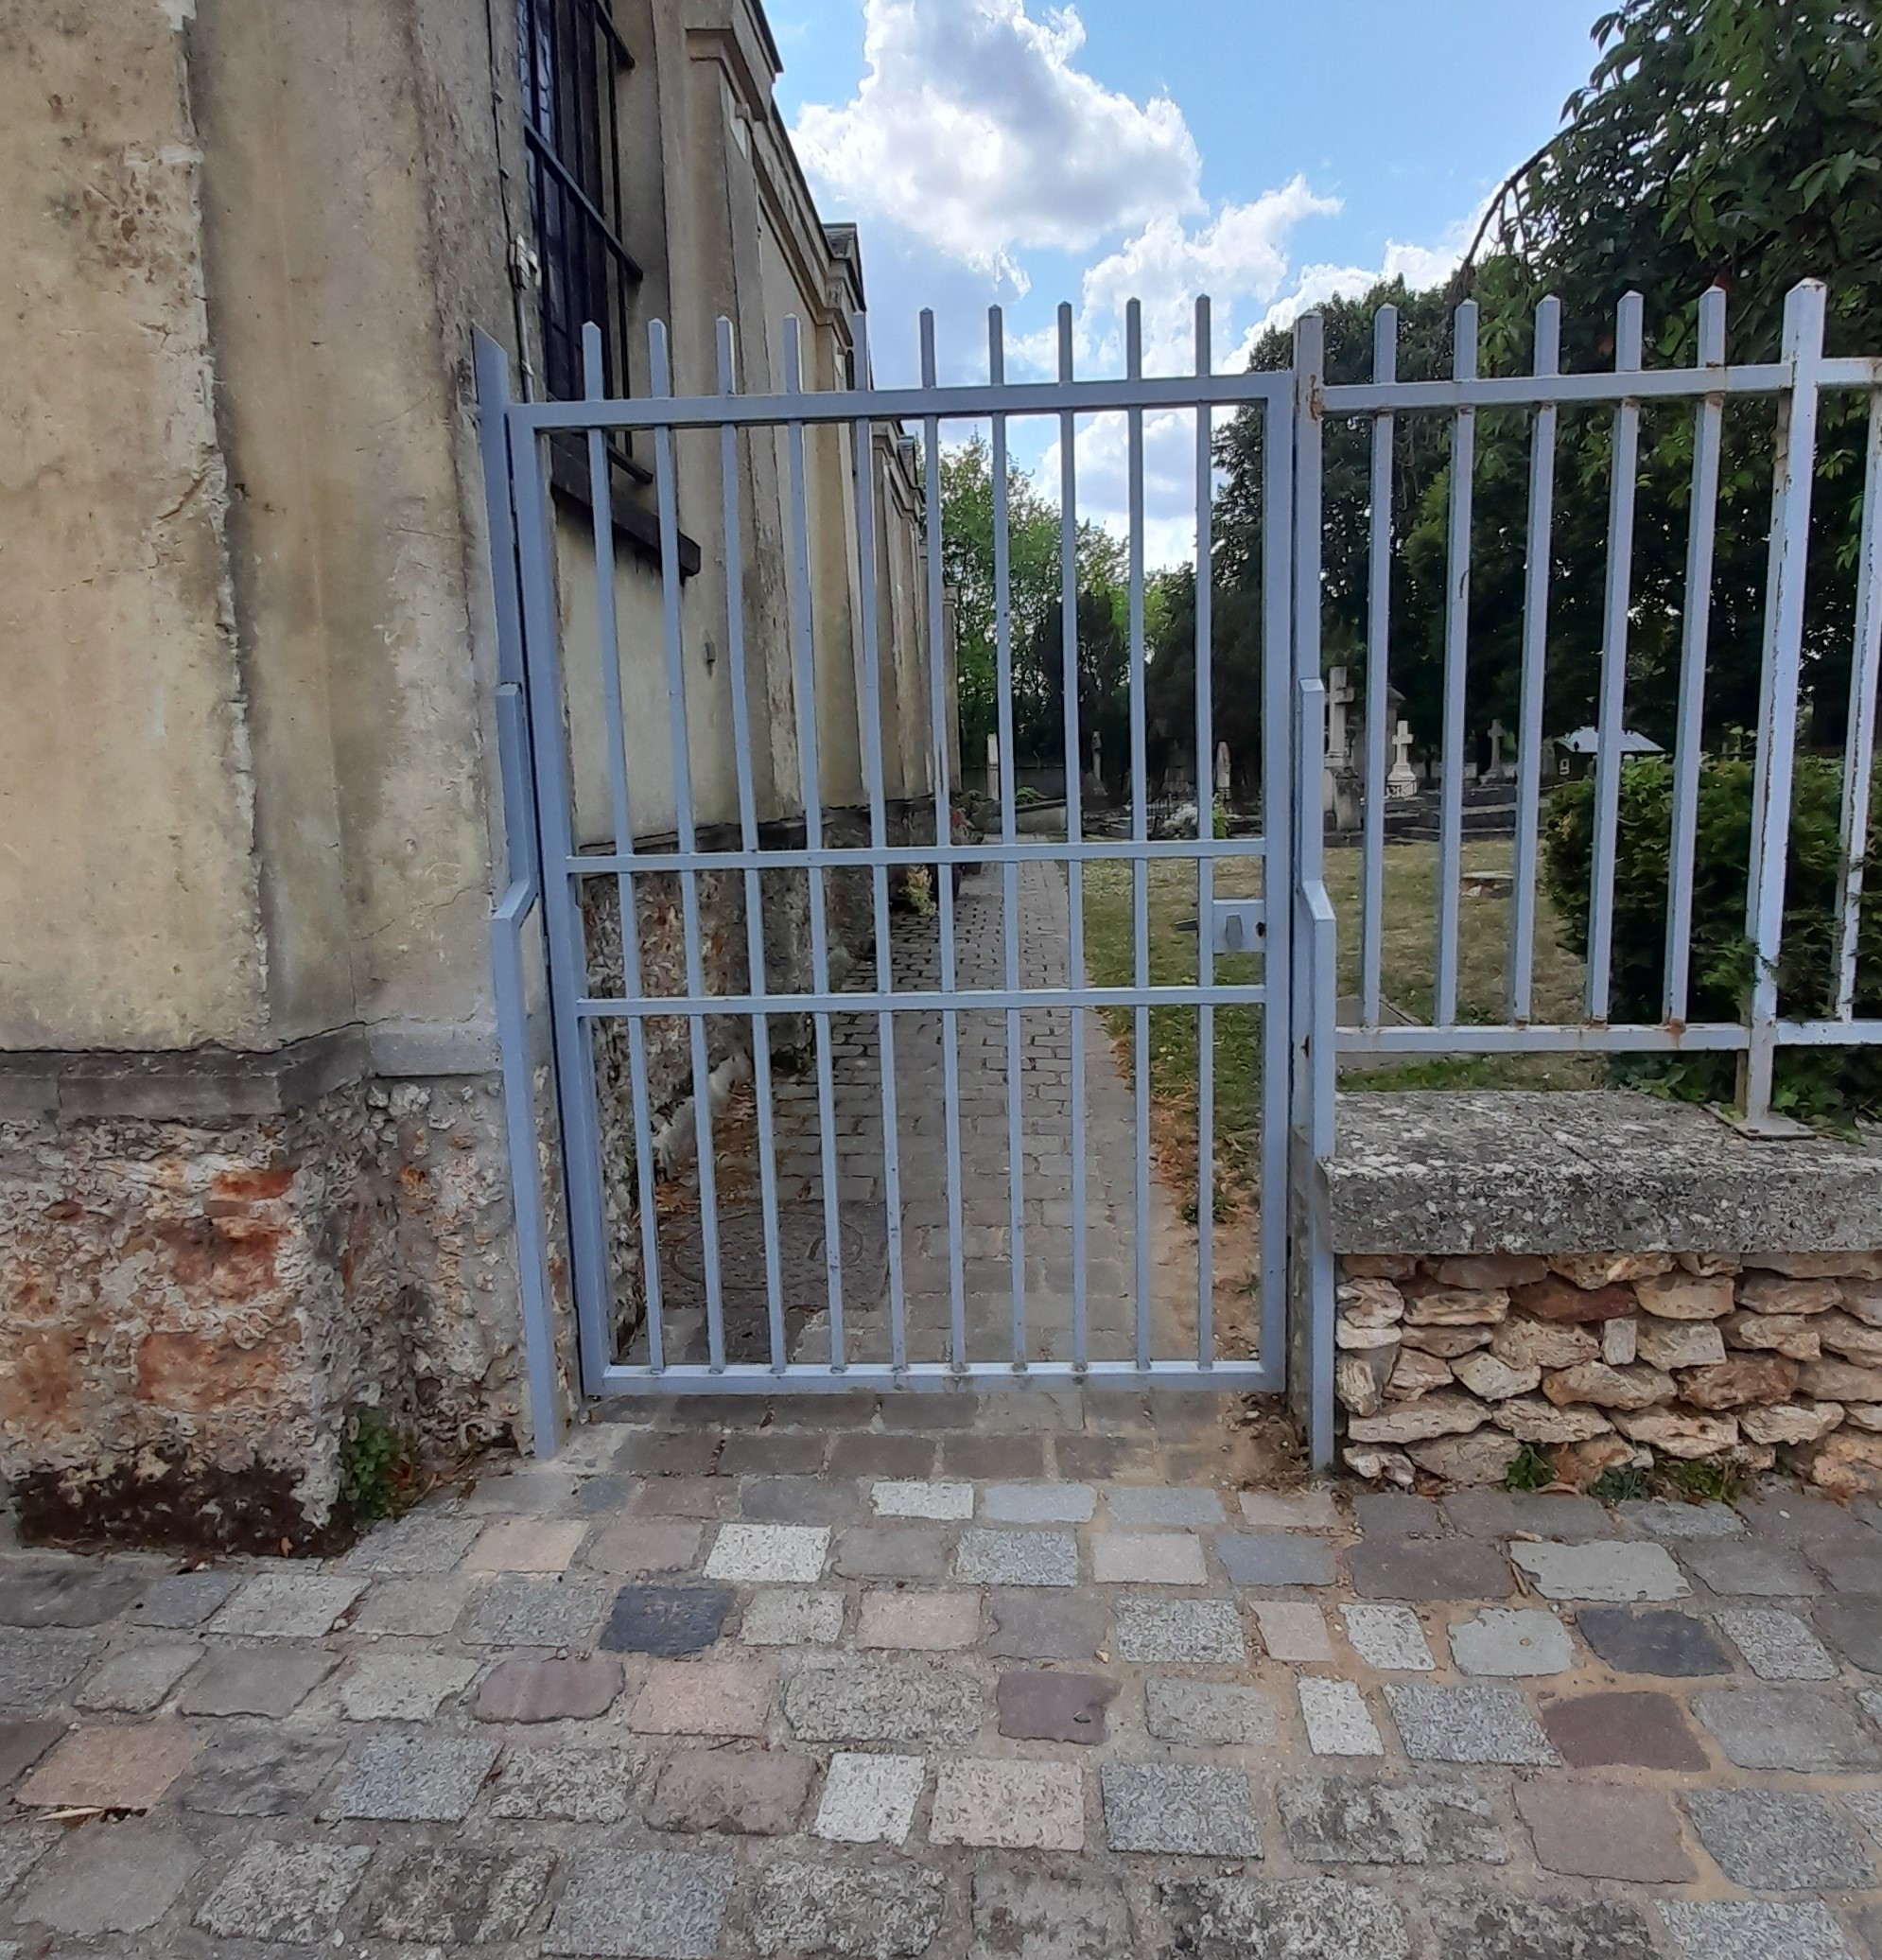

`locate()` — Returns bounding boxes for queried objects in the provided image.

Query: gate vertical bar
[1260,374,1295,1382]
[1193,297,1216,1366]
[989,308,1027,1368]
[920,311,969,1371]
[1433,301,1476,1027]
[1359,306,1396,1028]
[583,324,669,1375]
[1508,297,1560,1024]
[1125,301,1152,1371]
[850,313,910,1374]
[782,318,847,1362]
[1056,305,1090,1371]
[1744,281,1827,1123]
[715,319,789,1372]
[1586,293,1645,1023]
[1833,390,1882,1022]
[1664,289,1727,1024]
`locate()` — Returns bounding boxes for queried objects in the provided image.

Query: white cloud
[792,0,1202,286]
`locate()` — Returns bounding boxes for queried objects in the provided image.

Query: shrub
[1540,753,1882,1122]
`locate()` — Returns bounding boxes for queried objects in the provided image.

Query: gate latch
[1176,901,1264,954]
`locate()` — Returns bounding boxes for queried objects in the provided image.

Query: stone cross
[1326,665,1355,767]
[985,731,1001,801]
[1387,718,1418,799]
[1488,717,1507,778]
[1214,742,1230,797]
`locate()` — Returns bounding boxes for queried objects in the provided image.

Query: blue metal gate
[478,300,1322,1410]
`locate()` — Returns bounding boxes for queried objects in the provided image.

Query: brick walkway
[651,860,1218,1374]
[5,1398,1882,1954]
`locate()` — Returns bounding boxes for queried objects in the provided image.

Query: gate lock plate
[1211,901,1263,955]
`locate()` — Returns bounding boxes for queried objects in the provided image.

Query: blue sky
[766,0,1609,555]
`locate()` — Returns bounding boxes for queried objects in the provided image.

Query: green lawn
[1079,838,1599,1201]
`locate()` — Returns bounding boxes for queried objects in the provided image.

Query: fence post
[1741,281,1827,1129]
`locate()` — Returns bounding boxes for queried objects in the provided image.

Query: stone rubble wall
[1336,1250,1882,1496]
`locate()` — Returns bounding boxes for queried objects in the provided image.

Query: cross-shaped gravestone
[1387,719,1418,798]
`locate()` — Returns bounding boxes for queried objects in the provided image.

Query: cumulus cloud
[792,0,1203,286]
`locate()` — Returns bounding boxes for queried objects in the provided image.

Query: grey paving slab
[955,1529,1078,1586]
[599,1584,733,1655]
[739,1587,845,1646]
[835,1527,950,1581]
[1144,1677,1276,1747]
[349,1577,469,1636]
[986,1590,1107,1659]
[341,1510,481,1575]
[361,1844,557,1944]
[1277,1776,1507,1865]
[488,1744,642,1823]
[982,1481,1095,1523]
[545,1847,735,1959]
[932,1758,1086,1849]
[811,1751,925,1844]
[1517,1780,1696,1883]
[176,1724,342,1817]
[1384,1684,1559,1765]
[176,1645,336,1717]
[751,1859,946,1959]
[646,1748,815,1835]
[207,1570,365,1637]
[0,1822,54,1899]
[998,1669,1115,1743]
[131,1569,240,1628]
[1575,1607,1732,1677]
[14,1820,199,1936]
[74,1638,201,1712]
[1421,1892,1659,1960]
[1339,1603,1434,1671]
[195,1840,374,1944]
[1694,1685,1882,1770]
[476,1654,624,1723]
[1240,1490,1342,1531]
[1660,1900,1861,1960]
[1114,1597,1246,1664]
[1442,1492,1608,1540]
[1102,1760,1260,1855]
[471,1574,614,1647]
[1298,1678,1385,1758]
[1680,1540,1823,1597]
[1107,1486,1224,1526]
[783,1659,983,1744]
[1449,1607,1574,1677]
[1717,1607,1838,1680]
[1348,1539,1513,1601]
[1216,1533,1336,1587]
[968,1866,1130,1960]
[0,1565,145,1630]
[339,1652,479,1720]
[0,1628,99,1711]
[1617,1498,1745,1539]
[1353,1494,1442,1536]
[1158,1876,1411,1959]
[1817,1595,1882,1673]
[320,1734,500,1821]
[1686,1788,1875,1891]
[1507,1540,1689,1601]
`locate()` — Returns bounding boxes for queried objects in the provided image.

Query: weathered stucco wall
[0,0,265,1051]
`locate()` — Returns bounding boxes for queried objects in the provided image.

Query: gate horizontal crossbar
[574,984,1269,1018]
[595,1358,1284,1394]
[564,838,1269,875]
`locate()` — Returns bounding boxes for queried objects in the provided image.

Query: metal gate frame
[478,306,1338,1426]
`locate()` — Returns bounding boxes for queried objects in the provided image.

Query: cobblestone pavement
[6,1397,1882,1955]
[651,861,1227,1374]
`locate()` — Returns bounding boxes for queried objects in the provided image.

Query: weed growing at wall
[339,1406,419,1527]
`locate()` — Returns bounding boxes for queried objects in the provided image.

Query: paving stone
[1106,1486,1225,1527]
[16,1719,200,1810]
[1450,1607,1574,1677]
[873,1479,975,1519]
[1339,1603,1435,1671]
[1516,1779,1695,1881]
[350,1577,469,1636]
[968,1865,1129,1960]
[812,1750,926,1843]
[1575,1606,1732,1676]
[470,1573,612,1647]
[1114,1597,1246,1664]
[0,1821,53,1899]
[1348,1539,1512,1601]
[828,1433,936,1480]
[719,1430,828,1477]
[1508,1539,1689,1601]
[462,1517,589,1573]
[836,1527,950,1581]
[703,1522,830,1584]
[1616,1498,1745,1539]
[1693,1685,1882,1769]
[176,1724,341,1815]
[1805,1540,1882,1593]
[176,1645,337,1716]
[987,1590,1107,1659]
[1216,1533,1336,1587]
[982,1482,1095,1523]
[489,1743,642,1822]
[741,1587,845,1646]
[1240,1489,1342,1531]
[751,1858,946,1959]
[1277,1776,1506,1865]
[131,1569,241,1627]
[629,1658,774,1738]
[740,1478,857,1525]
[1101,1761,1258,1856]
[362,1844,557,1944]
[0,1627,96,1712]
[1845,1785,1882,1848]
[571,1473,640,1515]
[944,1432,1051,1479]
[339,1652,479,1720]
[1091,1531,1209,1584]
[1353,1492,1442,1536]
[1144,1677,1275,1746]
[1422,1893,1658,1960]
[644,1747,814,1835]
[1540,1689,1707,1768]
[1159,1876,1410,1959]
[0,1721,62,1790]
[545,1847,734,1959]
[1688,1788,1874,1891]
[858,1589,981,1649]
[208,1570,365,1637]
[0,1564,145,1629]
[934,1759,1087,1850]
[1718,1607,1838,1680]
[195,1840,373,1943]
[615,1431,724,1479]
[320,1734,500,1820]
[631,1476,732,1518]
[784,1659,983,1744]
[956,1529,1078,1586]
[73,1638,201,1713]
[1253,1600,1333,1661]
[1661,1900,1861,1960]
[476,1654,624,1722]
[462,1466,584,1514]
[1680,1540,1822,1596]
[14,1820,199,1934]
[1298,1678,1384,1757]
[997,1669,1115,1743]
[601,1584,733,1655]
[583,1521,705,1576]
[1442,1491,1608,1539]
[1385,1684,1558,1765]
